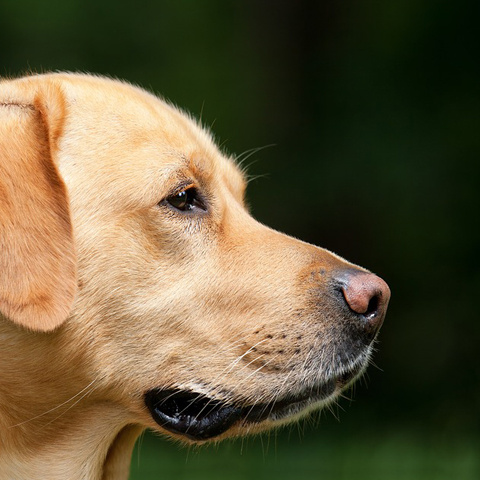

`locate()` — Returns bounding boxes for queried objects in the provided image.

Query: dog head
[0,73,390,443]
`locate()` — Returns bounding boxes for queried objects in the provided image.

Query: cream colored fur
[1,73,378,479]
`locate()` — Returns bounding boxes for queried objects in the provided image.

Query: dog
[0,73,390,480]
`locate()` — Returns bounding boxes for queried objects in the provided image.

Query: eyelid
[169,182,196,198]
[160,182,196,206]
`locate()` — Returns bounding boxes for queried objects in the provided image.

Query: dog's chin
[144,363,365,442]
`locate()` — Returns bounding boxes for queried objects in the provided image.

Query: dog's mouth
[144,364,362,441]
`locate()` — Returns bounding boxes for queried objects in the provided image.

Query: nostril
[365,294,379,318]
[338,269,390,333]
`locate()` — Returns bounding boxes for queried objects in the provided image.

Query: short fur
[0,73,389,480]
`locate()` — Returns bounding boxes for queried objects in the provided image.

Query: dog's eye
[166,187,204,212]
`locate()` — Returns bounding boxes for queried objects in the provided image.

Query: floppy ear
[0,84,76,331]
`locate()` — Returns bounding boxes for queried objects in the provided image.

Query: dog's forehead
[55,74,246,208]
[61,74,217,153]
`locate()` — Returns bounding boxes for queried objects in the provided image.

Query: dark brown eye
[166,188,204,212]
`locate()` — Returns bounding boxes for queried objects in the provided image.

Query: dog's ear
[0,80,76,331]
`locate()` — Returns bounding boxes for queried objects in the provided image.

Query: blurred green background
[2,0,479,478]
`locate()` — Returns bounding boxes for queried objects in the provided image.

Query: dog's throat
[144,389,242,440]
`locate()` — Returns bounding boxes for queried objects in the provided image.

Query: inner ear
[0,80,76,331]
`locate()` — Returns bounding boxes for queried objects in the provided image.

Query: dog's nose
[339,269,390,337]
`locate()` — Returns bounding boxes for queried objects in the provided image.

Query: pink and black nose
[338,269,390,341]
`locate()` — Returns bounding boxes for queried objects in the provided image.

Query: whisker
[198,100,206,126]
[10,377,99,428]
[185,351,279,428]
[245,172,270,185]
[41,380,100,428]
[199,338,270,396]
[234,144,275,172]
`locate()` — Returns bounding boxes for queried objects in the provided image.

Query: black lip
[145,367,360,441]
[144,389,242,440]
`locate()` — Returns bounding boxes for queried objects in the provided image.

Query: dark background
[2,1,479,478]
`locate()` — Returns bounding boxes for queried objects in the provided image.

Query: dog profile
[0,73,390,480]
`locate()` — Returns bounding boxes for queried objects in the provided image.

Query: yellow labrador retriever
[0,73,390,480]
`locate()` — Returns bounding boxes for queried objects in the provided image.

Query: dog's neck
[0,409,140,480]
[0,320,142,480]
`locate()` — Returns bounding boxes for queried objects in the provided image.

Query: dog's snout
[339,269,390,336]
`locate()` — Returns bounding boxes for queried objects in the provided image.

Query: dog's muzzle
[145,269,390,441]
[144,363,363,441]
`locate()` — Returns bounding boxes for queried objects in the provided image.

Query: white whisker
[10,377,99,428]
